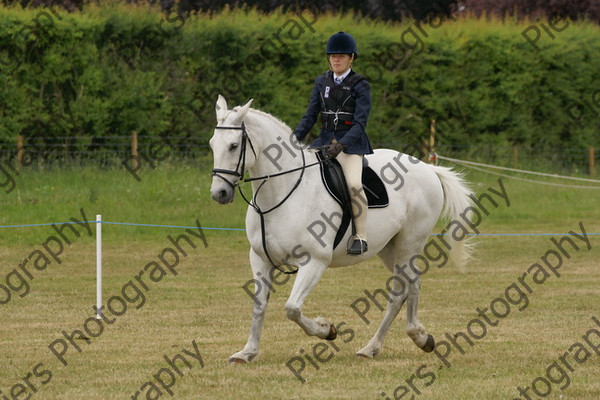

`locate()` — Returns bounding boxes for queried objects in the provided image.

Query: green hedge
[0,4,598,167]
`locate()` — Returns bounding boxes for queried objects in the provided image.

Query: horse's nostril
[219,190,227,200]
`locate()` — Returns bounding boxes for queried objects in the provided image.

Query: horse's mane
[235,106,292,133]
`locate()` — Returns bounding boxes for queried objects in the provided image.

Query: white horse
[210,95,473,363]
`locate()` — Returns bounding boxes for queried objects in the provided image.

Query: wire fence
[2,135,597,176]
[437,155,600,189]
[418,144,597,177]
[3,135,213,168]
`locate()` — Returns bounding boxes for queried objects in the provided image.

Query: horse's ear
[216,94,228,122]
[233,98,254,124]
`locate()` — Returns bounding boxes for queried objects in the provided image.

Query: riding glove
[326,142,346,158]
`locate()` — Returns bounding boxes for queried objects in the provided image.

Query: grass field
[0,159,599,399]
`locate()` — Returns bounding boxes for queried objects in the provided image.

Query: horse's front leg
[229,249,273,364]
[285,261,337,340]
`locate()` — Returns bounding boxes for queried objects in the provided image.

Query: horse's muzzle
[211,187,235,204]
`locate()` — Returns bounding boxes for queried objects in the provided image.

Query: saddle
[316,150,389,249]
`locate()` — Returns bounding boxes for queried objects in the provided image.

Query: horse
[209,95,473,364]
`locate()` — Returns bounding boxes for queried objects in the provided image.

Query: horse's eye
[229,143,239,151]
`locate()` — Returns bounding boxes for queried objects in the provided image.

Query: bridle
[211,122,325,275]
[211,122,256,190]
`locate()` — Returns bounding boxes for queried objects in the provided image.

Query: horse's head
[209,95,255,204]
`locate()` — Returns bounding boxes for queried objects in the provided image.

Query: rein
[211,123,326,275]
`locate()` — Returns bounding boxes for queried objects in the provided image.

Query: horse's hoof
[356,353,371,359]
[228,357,247,365]
[420,334,435,353]
[325,324,337,340]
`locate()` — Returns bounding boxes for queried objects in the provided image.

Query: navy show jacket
[293,70,374,155]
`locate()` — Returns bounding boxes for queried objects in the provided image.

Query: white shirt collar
[334,68,352,82]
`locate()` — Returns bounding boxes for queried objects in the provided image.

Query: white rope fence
[436,154,600,189]
[2,208,598,322]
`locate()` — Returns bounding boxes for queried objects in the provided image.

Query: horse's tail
[430,165,475,269]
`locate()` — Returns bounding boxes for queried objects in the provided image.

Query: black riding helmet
[326,31,358,59]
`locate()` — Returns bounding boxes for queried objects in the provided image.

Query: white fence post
[96,214,102,319]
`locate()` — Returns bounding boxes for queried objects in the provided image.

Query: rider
[293,31,373,255]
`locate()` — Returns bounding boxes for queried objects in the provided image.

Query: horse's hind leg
[357,235,434,358]
[405,273,435,352]
[396,236,435,352]
[356,244,409,358]
[285,261,337,340]
[229,249,273,364]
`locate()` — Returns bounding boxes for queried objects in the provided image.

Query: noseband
[211,122,256,189]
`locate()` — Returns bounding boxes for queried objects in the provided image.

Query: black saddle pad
[317,151,389,249]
